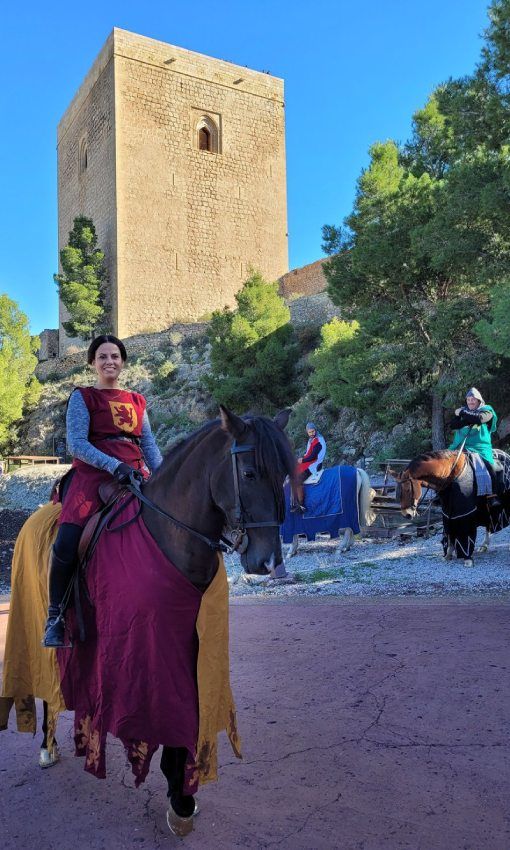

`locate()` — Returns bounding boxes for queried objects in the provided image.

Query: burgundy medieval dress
[58,387,150,528]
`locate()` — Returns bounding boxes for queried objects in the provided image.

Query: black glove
[113,463,143,485]
[458,410,482,426]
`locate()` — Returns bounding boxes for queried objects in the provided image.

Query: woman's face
[466,395,480,410]
[92,343,124,382]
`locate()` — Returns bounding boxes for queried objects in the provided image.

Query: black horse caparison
[43,406,295,834]
[394,450,509,565]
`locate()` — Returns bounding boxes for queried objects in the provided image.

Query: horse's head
[390,468,422,519]
[213,406,295,575]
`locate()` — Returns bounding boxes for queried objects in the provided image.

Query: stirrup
[42,615,73,649]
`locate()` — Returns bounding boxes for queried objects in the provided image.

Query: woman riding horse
[42,334,162,647]
[449,386,501,502]
[293,421,327,512]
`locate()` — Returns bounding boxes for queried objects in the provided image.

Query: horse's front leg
[287,535,299,558]
[478,528,490,553]
[39,700,60,769]
[442,525,454,561]
[449,519,476,567]
[339,527,354,553]
[161,746,197,836]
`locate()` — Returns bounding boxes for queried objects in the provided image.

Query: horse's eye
[243,469,256,481]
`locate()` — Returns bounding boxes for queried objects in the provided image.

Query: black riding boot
[486,463,503,508]
[42,547,76,648]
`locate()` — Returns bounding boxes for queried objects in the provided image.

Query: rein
[404,432,471,512]
[124,440,282,554]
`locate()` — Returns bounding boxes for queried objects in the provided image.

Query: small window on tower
[199,127,211,151]
[196,116,220,154]
[79,138,88,174]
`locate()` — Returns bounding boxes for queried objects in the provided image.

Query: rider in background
[42,335,162,648]
[449,386,501,498]
[293,422,327,511]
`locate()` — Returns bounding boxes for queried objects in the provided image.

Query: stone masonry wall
[57,28,288,350]
[279,257,328,298]
[37,329,59,361]
[114,29,288,337]
[57,33,118,354]
[35,321,207,381]
[288,292,340,327]
[35,287,339,382]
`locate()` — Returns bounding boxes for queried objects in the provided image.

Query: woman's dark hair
[87,335,127,365]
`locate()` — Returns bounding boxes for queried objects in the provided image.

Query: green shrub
[152,360,176,392]
[203,271,299,414]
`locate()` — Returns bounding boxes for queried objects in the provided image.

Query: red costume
[59,387,149,528]
[296,435,323,477]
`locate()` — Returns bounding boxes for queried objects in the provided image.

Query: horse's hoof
[166,803,195,837]
[39,744,60,769]
[464,559,474,568]
[478,545,488,553]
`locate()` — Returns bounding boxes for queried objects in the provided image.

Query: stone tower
[57,28,288,353]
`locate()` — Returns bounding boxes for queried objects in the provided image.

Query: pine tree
[0,295,41,449]
[204,271,299,413]
[318,0,510,448]
[54,216,109,339]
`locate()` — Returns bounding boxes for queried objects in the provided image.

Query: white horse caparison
[285,468,376,558]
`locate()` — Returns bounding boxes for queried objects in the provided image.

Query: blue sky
[1,0,491,334]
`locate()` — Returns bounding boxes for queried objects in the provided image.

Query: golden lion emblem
[109,401,138,433]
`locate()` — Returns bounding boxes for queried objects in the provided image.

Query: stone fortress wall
[278,257,328,298]
[58,28,288,353]
[36,288,340,380]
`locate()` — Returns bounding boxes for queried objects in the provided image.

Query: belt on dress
[101,434,142,447]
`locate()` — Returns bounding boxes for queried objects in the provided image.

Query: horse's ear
[274,409,291,431]
[219,405,247,439]
[388,469,402,482]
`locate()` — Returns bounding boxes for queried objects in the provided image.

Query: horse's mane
[407,450,456,476]
[150,415,295,520]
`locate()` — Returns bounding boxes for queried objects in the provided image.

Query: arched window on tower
[79,138,88,174]
[198,126,211,151]
[196,116,219,154]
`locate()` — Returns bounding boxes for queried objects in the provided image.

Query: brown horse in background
[393,450,510,566]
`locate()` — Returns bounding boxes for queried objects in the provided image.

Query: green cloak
[449,404,498,464]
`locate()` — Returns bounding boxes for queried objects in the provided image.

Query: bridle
[124,439,282,554]
[227,442,283,553]
[72,438,284,644]
[401,436,469,513]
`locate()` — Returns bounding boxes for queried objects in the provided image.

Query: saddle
[304,469,324,486]
[77,481,131,566]
[78,481,134,570]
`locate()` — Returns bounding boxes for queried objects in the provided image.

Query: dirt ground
[1,597,509,850]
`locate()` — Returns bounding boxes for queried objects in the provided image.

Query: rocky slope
[18,321,433,470]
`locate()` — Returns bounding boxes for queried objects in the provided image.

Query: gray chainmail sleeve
[140,410,163,471]
[66,389,163,474]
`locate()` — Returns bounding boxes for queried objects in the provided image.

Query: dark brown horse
[393,450,509,566]
[3,406,296,837]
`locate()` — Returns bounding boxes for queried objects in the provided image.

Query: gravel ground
[0,509,31,595]
[225,526,510,598]
[0,465,70,512]
[1,464,509,600]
